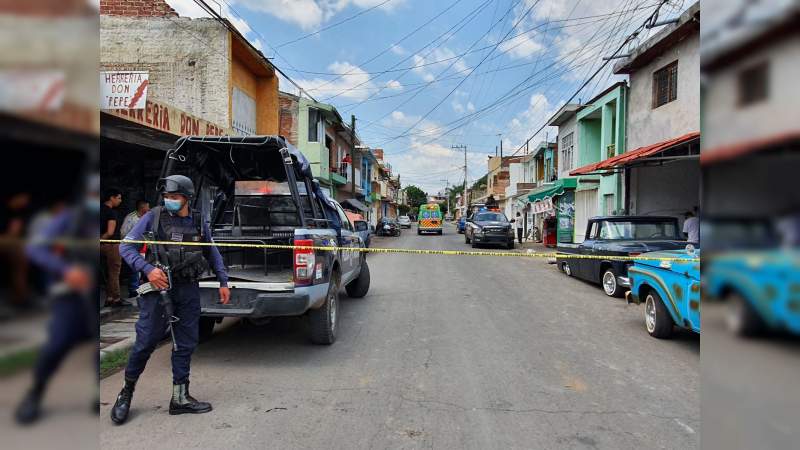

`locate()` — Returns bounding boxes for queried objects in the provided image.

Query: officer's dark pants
[124,282,200,384]
[34,293,98,388]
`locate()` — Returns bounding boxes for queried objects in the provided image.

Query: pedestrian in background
[515,211,524,244]
[100,188,125,307]
[683,210,699,243]
[121,200,150,297]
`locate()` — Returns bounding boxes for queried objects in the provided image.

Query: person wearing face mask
[112,175,230,425]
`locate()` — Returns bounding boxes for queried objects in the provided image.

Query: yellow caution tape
[98,239,700,262]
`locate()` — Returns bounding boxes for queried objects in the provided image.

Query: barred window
[561,132,574,172]
[738,62,769,106]
[308,108,320,142]
[652,61,678,108]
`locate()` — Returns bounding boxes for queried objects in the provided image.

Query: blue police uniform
[120,207,228,384]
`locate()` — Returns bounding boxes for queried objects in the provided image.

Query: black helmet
[158,175,194,199]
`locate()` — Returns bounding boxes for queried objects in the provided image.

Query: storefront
[100,98,228,213]
[527,178,578,244]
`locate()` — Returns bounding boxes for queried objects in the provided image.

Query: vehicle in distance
[398,215,412,228]
[457,216,466,234]
[418,203,443,235]
[160,135,370,345]
[464,211,515,249]
[557,216,687,297]
[377,217,401,236]
[627,246,701,338]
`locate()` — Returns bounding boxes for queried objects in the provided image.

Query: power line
[274,0,394,48]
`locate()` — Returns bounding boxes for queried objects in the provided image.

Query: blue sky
[167,0,686,193]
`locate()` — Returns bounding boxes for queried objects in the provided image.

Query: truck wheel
[199,317,216,343]
[601,268,624,298]
[644,290,673,338]
[725,292,765,337]
[345,260,370,298]
[417,229,422,235]
[310,274,339,345]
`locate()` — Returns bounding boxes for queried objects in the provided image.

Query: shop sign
[107,98,227,136]
[532,197,554,214]
[100,71,149,109]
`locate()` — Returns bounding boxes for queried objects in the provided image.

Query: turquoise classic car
[704,250,800,336]
[626,247,701,338]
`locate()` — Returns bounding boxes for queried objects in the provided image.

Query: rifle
[135,232,178,352]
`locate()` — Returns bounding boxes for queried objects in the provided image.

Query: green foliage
[403,185,428,208]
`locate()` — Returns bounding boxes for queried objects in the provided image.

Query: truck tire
[345,260,370,298]
[726,292,765,337]
[417,229,422,235]
[601,268,624,298]
[199,317,216,343]
[644,290,673,338]
[310,273,339,345]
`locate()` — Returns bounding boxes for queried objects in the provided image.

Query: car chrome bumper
[617,276,631,288]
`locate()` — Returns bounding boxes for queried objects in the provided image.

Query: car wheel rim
[564,263,571,276]
[603,272,617,295]
[329,291,337,332]
[645,295,656,333]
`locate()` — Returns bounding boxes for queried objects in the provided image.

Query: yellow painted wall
[229,33,279,135]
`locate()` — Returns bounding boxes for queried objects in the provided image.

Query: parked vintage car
[557,216,687,297]
[705,249,800,336]
[626,246,701,338]
[377,217,401,236]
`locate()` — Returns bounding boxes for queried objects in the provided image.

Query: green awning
[527,178,577,202]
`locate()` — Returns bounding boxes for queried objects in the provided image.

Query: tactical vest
[145,206,210,283]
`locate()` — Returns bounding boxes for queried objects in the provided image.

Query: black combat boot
[15,384,44,425]
[169,380,212,415]
[110,377,136,424]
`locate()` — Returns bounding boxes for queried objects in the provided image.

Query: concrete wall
[100,15,230,127]
[629,159,700,226]
[704,34,800,151]
[627,33,700,150]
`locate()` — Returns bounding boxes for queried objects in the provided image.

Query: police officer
[111,175,230,424]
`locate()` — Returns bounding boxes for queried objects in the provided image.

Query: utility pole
[452,144,467,215]
[350,115,356,198]
[441,178,449,216]
[498,133,503,159]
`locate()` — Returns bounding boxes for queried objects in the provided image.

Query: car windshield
[475,213,507,222]
[597,220,681,240]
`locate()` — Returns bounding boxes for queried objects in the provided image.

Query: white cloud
[232,0,406,31]
[503,93,561,151]
[497,33,544,60]
[411,46,468,83]
[384,79,403,91]
[378,111,487,192]
[295,61,378,101]
[390,44,407,56]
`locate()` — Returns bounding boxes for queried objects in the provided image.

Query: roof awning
[570,131,700,176]
[527,178,577,202]
[342,198,368,212]
[701,131,800,166]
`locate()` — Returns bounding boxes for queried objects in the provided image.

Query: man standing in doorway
[100,188,125,307]
[683,210,699,243]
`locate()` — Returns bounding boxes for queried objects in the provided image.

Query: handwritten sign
[100,71,149,109]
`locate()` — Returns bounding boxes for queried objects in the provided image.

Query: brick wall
[100,0,178,17]
[278,92,299,146]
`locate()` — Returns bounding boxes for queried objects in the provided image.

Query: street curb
[100,336,135,363]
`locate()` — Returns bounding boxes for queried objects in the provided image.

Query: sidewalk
[99,298,139,364]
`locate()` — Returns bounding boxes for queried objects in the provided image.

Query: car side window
[335,204,352,231]
[588,222,599,240]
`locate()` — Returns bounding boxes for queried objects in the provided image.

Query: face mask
[164,198,183,213]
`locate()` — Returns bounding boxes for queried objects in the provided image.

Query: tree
[404,185,428,208]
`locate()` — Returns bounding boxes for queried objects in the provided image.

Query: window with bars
[308,108,320,142]
[652,61,678,108]
[738,62,769,106]
[561,132,574,172]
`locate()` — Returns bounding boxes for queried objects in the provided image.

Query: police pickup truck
[159,136,370,344]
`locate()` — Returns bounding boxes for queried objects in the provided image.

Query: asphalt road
[100,223,699,449]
